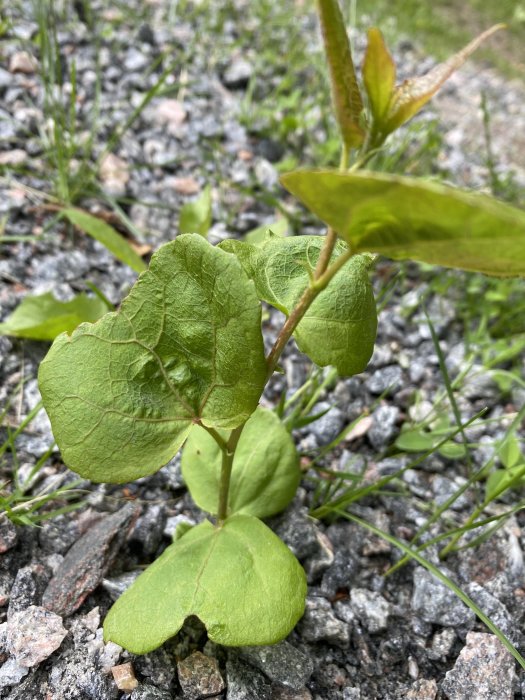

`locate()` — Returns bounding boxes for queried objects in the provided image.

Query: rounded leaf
[103,514,307,652]
[38,235,267,483]
[181,407,300,518]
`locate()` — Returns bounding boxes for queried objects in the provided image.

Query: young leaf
[486,465,525,502]
[104,514,307,652]
[179,185,212,238]
[38,234,267,483]
[280,170,525,276]
[385,25,504,133]
[316,0,364,149]
[245,218,288,246]
[498,433,523,469]
[221,236,377,376]
[0,292,107,341]
[363,28,396,128]
[181,407,300,519]
[62,208,147,273]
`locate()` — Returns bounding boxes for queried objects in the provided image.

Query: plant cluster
[3,0,525,657]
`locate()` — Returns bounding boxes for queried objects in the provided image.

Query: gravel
[0,2,524,699]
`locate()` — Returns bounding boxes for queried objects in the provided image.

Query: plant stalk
[216,425,243,523]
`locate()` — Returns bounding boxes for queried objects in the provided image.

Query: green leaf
[395,430,435,452]
[179,185,212,238]
[62,208,147,273]
[104,514,307,652]
[221,236,377,376]
[385,25,504,134]
[316,0,364,149]
[181,407,300,519]
[498,433,523,469]
[280,170,525,276]
[363,28,396,127]
[245,218,288,246]
[486,465,525,501]
[438,441,467,460]
[38,234,267,483]
[0,292,108,341]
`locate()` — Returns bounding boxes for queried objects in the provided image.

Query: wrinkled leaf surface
[221,236,377,375]
[38,234,266,482]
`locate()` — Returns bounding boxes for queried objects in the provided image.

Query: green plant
[37,1,525,653]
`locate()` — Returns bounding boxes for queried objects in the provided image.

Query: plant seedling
[38,1,525,652]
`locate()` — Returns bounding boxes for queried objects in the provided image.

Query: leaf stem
[217,425,243,524]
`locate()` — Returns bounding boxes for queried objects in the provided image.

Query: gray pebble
[299,597,350,648]
[365,365,403,395]
[225,656,272,700]
[308,402,345,446]
[131,687,172,700]
[350,588,391,633]
[239,641,313,691]
[368,405,400,449]
[411,568,475,627]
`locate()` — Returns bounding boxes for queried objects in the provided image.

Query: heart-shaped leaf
[317,0,364,149]
[103,514,307,652]
[0,292,108,341]
[38,234,267,483]
[181,407,300,519]
[280,170,525,277]
[221,236,377,376]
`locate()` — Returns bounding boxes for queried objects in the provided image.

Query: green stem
[217,425,244,524]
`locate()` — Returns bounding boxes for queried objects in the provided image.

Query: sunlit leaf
[386,25,504,133]
[245,218,288,246]
[486,465,525,502]
[181,407,300,518]
[104,514,307,652]
[38,234,267,483]
[221,236,377,376]
[280,169,525,276]
[0,292,107,341]
[363,28,396,128]
[316,0,364,149]
[62,208,147,273]
[179,185,212,238]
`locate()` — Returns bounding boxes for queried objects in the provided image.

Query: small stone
[225,656,271,700]
[111,662,138,691]
[254,158,278,189]
[366,365,403,396]
[99,153,130,197]
[0,658,29,689]
[441,632,515,700]
[124,47,149,72]
[342,689,360,700]
[152,99,187,133]
[308,402,345,446]
[169,176,200,194]
[7,605,67,667]
[177,652,225,700]
[129,504,166,556]
[222,57,253,89]
[411,568,475,627]
[102,570,142,601]
[0,519,17,553]
[239,641,313,691]
[300,597,350,648]
[303,530,334,583]
[406,679,438,700]
[43,503,139,616]
[0,149,28,166]
[9,51,37,74]
[8,563,50,618]
[368,404,400,449]
[131,687,172,700]
[350,588,391,633]
[272,688,312,700]
[428,628,456,661]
